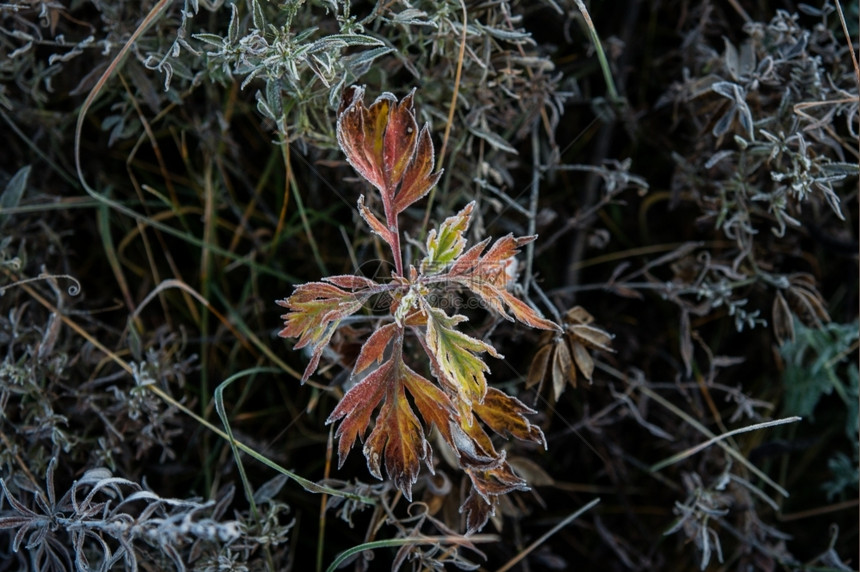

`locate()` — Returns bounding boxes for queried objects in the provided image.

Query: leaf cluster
[278,87,559,532]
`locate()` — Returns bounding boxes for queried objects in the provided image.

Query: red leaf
[323,275,379,290]
[383,89,418,190]
[352,322,397,377]
[393,125,442,215]
[326,359,391,467]
[336,86,392,194]
[447,238,491,276]
[357,195,394,247]
[337,87,441,216]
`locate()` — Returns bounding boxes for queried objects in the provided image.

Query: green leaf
[250,0,265,30]
[781,319,859,422]
[422,202,474,272]
[423,304,500,406]
[192,33,225,48]
[307,34,385,53]
[0,165,30,229]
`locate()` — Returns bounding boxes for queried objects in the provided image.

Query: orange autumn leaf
[473,387,546,448]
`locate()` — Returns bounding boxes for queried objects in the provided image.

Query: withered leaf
[679,310,693,377]
[461,489,497,535]
[526,343,553,390]
[772,291,794,345]
[570,339,595,383]
[529,305,615,401]
[786,284,830,329]
[565,306,595,325]
[567,324,615,353]
[465,454,529,501]
[552,337,574,398]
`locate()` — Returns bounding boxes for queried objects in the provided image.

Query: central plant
[277,86,559,532]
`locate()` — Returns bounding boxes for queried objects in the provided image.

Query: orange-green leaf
[473,387,546,448]
[421,201,474,273]
[277,282,369,383]
[424,304,500,406]
[328,346,445,500]
[364,381,428,500]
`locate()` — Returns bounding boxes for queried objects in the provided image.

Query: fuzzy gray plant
[0,458,243,572]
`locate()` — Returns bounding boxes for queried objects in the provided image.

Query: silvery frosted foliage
[0,459,244,572]
[660,7,856,337]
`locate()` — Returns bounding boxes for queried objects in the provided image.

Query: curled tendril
[0,273,81,297]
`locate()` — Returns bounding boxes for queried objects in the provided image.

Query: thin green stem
[326,535,499,572]
[574,0,620,102]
